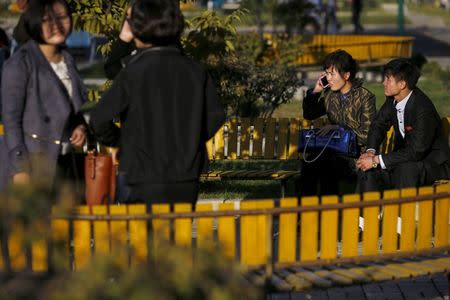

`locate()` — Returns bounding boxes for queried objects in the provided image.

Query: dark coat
[90,46,225,186]
[0,40,87,187]
[367,88,450,176]
[303,79,376,146]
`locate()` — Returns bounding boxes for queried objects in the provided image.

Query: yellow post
[252,118,264,158]
[151,204,170,258]
[174,203,192,247]
[109,205,128,266]
[31,221,48,272]
[128,204,148,266]
[227,119,238,159]
[240,118,251,159]
[287,118,300,159]
[435,183,450,247]
[92,205,109,256]
[240,200,274,266]
[382,190,400,254]
[264,119,276,159]
[73,206,91,270]
[217,203,236,259]
[320,196,339,260]
[51,206,70,270]
[196,203,214,250]
[399,188,416,251]
[277,118,290,160]
[362,192,380,256]
[417,187,433,250]
[300,196,319,261]
[341,194,360,258]
[278,198,298,263]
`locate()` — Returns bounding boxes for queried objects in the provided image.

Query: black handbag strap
[303,129,340,163]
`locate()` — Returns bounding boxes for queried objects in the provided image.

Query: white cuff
[379,155,386,169]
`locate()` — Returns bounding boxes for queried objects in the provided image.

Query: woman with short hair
[90,0,225,205]
[0,0,87,191]
[299,49,376,196]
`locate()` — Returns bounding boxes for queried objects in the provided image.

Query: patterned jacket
[302,79,376,147]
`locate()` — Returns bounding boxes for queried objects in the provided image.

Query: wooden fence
[1,183,449,275]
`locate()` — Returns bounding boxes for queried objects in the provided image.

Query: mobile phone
[320,76,329,88]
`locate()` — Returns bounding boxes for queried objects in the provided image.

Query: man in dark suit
[357,58,450,190]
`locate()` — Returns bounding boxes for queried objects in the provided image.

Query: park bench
[203,116,450,197]
[297,35,414,67]
[202,117,313,197]
[0,182,449,296]
[289,35,415,78]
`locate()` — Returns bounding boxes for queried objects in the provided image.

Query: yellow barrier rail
[1,183,449,275]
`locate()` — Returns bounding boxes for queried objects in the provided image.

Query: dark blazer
[90,46,225,185]
[367,88,450,173]
[0,40,86,184]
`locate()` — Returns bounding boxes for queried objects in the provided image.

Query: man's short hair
[383,58,421,90]
[129,0,184,46]
[24,0,72,44]
[322,49,359,82]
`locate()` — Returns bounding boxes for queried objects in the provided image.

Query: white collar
[394,90,413,111]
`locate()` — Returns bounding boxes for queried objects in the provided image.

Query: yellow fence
[296,35,414,66]
[1,183,449,275]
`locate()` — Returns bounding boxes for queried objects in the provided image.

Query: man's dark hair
[322,49,359,82]
[383,58,421,90]
[24,0,72,44]
[129,0,184,46]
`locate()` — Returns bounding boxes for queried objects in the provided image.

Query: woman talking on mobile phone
[299,49,376,196]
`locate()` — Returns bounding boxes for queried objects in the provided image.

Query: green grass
[408,3,450,26]
[78,61,106,78]
[199,180,290,200]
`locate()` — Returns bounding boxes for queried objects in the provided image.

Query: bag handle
[303,129,339,163]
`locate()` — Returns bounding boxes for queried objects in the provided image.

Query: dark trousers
[298,152,363,196]
[352,0,363,33]
[361,160,450,192]
[53,152,85,201]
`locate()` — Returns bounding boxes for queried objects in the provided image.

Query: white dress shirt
[50,59,73,154]
[378,91,413,169]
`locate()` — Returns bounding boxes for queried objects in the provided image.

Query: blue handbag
[299,127,358,163]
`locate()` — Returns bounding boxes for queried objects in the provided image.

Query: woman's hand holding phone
[313,74,329,93]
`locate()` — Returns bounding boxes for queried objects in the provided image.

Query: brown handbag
[84,151,117,205]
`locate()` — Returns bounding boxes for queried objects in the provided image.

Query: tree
[69,0,304,118]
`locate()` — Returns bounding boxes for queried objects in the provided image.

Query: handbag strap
[303,129,339,163]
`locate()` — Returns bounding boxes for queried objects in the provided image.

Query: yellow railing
[1,183,449,274]
[296,35,414,66]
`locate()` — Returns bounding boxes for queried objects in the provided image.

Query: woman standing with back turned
[90,0,225,205]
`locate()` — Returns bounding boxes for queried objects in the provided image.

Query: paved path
[268,274,449,300]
